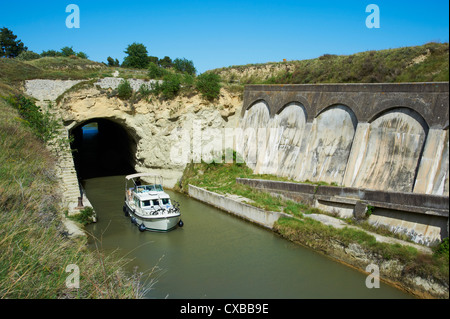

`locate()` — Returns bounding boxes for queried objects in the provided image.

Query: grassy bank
[0,56,112,85]
[177,156,345,216]
[0,84,145,298]
[177,159,449,298]
[210,42,449,85]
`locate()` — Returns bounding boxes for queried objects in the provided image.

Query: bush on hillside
[159,73,182,99]
[16,50,41,61]
[3,94,60,142]
[61,46,76,57]
[117,79,133,100]
[148,62,169,79]
[195,72,221,101]
[173,58,196,76]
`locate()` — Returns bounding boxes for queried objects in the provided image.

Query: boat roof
[125,173,162,180]
[134,191,170,201]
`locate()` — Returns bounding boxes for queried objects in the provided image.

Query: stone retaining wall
[188,184,289,229]
[237,178,449,246]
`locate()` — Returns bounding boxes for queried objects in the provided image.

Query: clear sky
[1,0,448,73]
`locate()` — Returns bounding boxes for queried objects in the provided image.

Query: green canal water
[83,175,412,299]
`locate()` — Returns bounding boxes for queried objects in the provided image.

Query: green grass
[211,42,449,85]
[177,157,340,214]
[0,83,146,298]
[0,56,111,85]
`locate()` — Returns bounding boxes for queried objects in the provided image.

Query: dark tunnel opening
[70,118,136,180]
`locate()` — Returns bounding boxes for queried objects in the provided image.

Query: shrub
[60,46,76,57]
[76,51,88,59]
[138,83,152,99]
[16,50,41,61]
[160,73,181,99]
[148,62,169,79]
[181,73,195,93]
[40,49,63,57]
[434,237,449,258]
[195,72,221,101]
[117,79,133,100]
[3,94,60,142]
[366,205,374,218]
[173,58,196,76]
[68,206,95,225]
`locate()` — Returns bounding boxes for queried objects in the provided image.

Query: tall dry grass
[0,86,148,298]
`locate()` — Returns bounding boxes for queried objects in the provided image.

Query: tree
[107,56,120,66]
[158,56,173,69]
[0,27,27,58]
[76,51,88,59]
[61,46,76,57]
[148,56,159,64]
[173,58,196,76]
[107,56,115,66]
[122,42,149,69]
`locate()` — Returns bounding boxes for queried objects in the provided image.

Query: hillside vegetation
[211,42,449,85]
[0,55,151,86]
[0,79,146,298]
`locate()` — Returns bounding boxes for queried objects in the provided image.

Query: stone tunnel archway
[69,118,137,179]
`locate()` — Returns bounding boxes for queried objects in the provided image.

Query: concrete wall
[237,178,449,246]
[188,184,289,229]
[238,83,449,196]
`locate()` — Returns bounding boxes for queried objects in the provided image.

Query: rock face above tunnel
[28,79,243,188]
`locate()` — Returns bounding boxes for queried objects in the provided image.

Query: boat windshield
[135,184,164,192]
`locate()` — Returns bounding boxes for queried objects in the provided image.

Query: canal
[83,175,412,299]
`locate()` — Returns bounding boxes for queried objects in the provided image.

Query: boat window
[136,186,146,193]
[155,184,163,191]
[161,198,169,205]
[152,199,159,205]
[142,200,151,207]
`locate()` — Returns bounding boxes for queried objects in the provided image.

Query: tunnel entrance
[70,118,136,179]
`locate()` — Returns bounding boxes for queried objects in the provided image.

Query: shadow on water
[83,175,413,299]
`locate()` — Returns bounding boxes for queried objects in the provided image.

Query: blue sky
[1,0,448,73]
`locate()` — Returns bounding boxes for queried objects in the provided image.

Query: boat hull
[124,202,181,232]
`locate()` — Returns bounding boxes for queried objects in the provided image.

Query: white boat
[123,173,183,232]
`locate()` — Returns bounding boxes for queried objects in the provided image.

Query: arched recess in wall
[262,102,308,177]
[298,104,357,184]
[237,100,271,171]
[351,107,429,192]
[69,118,137,179]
